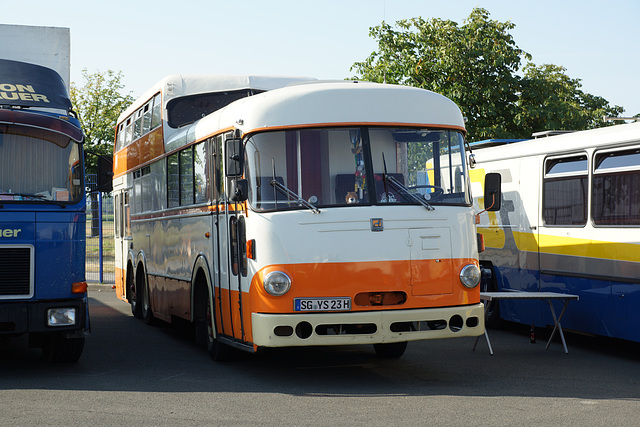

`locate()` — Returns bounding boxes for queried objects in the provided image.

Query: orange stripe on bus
[113,127,165,177]
[241,122,466,138]
[213,258,479,344]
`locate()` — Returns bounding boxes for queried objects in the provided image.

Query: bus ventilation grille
[0,247,32,296]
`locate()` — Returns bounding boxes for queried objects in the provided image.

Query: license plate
[294,297,351,312]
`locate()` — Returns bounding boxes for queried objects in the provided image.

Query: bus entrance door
[216,208,247,344]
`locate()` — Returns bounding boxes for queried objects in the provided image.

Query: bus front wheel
[42,333,85,363]
[373,341,407,358]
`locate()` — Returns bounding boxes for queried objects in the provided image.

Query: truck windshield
[0,125,83,203]
[244,127,470,211]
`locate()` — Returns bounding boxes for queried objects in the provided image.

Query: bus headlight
[47,308,77,326]
[263,271,291,296]
[459,264,481,289]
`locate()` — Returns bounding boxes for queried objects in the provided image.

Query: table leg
[472,301,494,355]
[544,298,571,353]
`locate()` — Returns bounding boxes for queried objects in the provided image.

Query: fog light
[47,308,77,326]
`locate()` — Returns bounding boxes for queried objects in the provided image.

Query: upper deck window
[166,89,262,128]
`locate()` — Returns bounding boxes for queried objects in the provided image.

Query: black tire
[373,341,407,358]
[205,291,232,362]
[129,267,142,319]
[141,274,156,325]
[42,333,85,363]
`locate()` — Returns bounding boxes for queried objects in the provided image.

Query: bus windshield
[0,125,83,203]
[245,127,470,211]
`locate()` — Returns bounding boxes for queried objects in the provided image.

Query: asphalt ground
[1,284,638,426]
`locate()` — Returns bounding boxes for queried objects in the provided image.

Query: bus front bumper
[251,303,484,348]
[0,299,88,335]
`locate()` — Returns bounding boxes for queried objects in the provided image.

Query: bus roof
[118,74,315,123]
[191,80,465,142]
[471,122,640,163]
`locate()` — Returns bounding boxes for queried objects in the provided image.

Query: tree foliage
[351,8,624,141]
[70,69,134,173]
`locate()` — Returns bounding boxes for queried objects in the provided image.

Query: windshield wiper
[269,178,321,214]
[382,153,434,211]
[0,192,67,208]
[269,160,320,213]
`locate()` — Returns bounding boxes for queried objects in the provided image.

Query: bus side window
[151,93,162,130]
[213,136,224,201]
[142,103,152,135]
[543,154,588,226]
[593,147,640,225]
[124,190,131,237]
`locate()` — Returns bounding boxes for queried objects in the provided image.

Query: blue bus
[0,59,89,362]
[470,123,640,342]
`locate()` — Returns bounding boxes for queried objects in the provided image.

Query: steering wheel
[406,185,445,201]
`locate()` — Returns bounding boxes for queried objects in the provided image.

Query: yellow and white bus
[112,75,490,360]
[470,122,640,342]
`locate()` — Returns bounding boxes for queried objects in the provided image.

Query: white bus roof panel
[202,81,465,139]
[118,74,315,123]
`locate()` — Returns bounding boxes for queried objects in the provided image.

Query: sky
[3,0,639,117]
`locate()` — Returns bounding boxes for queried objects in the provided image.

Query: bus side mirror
[95,154,113,193]
[484,172,501,211]
[229,178,248,202]
[225,137,244,177]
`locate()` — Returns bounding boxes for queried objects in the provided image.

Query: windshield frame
[0,124,85,205]
[244,125,471,212]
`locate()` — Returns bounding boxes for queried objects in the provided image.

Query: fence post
[99,191,103,283]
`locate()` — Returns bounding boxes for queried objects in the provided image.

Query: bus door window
[115,193,121,238]
[229,216,248,277]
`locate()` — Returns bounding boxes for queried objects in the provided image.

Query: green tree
[517,63,623,133]
[351,7,623,141]
[70,69,134,174]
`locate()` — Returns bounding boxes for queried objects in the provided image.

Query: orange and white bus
[111,75,492,360]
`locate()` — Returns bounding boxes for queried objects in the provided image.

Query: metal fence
[86,174,115,284]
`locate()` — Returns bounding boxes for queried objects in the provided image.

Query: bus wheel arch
[373,341,407,358]
[192,256,232,362]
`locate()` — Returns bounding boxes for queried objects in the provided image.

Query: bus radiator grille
[0,247,32,296]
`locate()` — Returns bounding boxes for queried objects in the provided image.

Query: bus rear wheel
[373,341,407,358]
[141,276,156,325]
[128,267,142,319]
